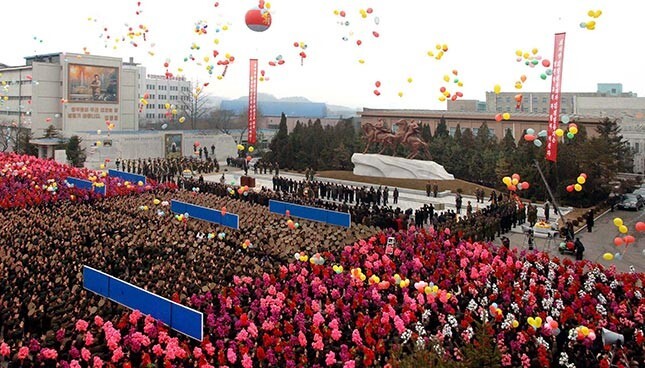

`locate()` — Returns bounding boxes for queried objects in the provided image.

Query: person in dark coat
[586,209,594,232]
[574,237,585,260]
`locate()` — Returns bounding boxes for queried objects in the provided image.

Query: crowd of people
[116,157,219,183]
[0,153,643,368]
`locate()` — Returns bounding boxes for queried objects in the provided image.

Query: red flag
[546,33,566,162]
[248,59,258,145]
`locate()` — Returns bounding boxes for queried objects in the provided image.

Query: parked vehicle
[617,193,644,211]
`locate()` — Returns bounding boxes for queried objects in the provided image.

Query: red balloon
[614,237,624,246]
[456,91,464,97]
[495,113,503,122]
[439,86,446,93]
[372,31,380,38]
[366,7,373,13]
[373,90,381,96]
[566,185,574,192]
[245,9,271,32]
[542,59,551,67]
[512,173,520,180]
[508,184,517,191]
[339,10,346,17]
[521,181,530,190]
[451,95,458,101]
[624,235,635,244]
[293,42,299,47]
[268,61,276,66]
[277,59,285,65]
[566,242,574,250]
[356,40,362,46]
[375,81,381,88]
[580,173,587,179]
[524,134,536,142]
[636,221,645,232]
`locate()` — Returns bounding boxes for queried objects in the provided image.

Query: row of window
[495,106,568,114]
[144,113,176,119]
[499,96,571,104]
[449,127,495,137]
[144,84,188,92]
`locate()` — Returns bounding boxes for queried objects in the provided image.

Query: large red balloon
[245,9,271,32]
[636,221,645,232]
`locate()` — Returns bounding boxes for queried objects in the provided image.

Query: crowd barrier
[170,200,240,230]
[83,266,203,341]
[66,177,106,196]
[107,169,147,185]
[269,200,351,228]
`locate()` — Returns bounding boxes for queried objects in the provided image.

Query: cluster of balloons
[566,173,587,192]
[293,41,308,65]
[494,112,512,122]
[350,267,367,282]
[502,173,530,192]
[309,253,325,265]
[392,274,411,288]
[241,239,252,249]
[555,115,579,140]
[194,20,208,35]
[427,43,449,60]
[526,316,543,329]
[523,128,547,147]
[514,48,553,82]
[237,185,250,196]
[613,217,630,234]
[580,10,602,30]
[332,264,344,274]
[293,252,309,262]
[438,70,464,102]
[286,219,300,229]
[237,144,254,153]
[613,234,635,247]
[574,325,596,341]
[175,212,189,222]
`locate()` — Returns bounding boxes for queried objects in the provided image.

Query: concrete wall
[77,131,237,169]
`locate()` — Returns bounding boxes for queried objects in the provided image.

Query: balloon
[520,75,527,83]
[555,128,564,137]
[603,253,614,261]
[576,176,585,185]
[569,126,578,135]
[538,130,547,137]
[521,181,530,189]
[502,176,512,185]
[511,173,520,180]
[533,140,542,147]
[511,179,519,186]
[248,146,254,153]
[237,144,244,150]
[524,134,536,142]
[245,9,271,32]
[635,221,645,232]
[495,113,503,122]
[179,117,186,123]
[407,77,413,83]
[624,235,635,244]
[493,84,501,94]
[542,59,551,67]
[398,91,404,97]
[566,132,575,139]
[502,112,511,120]
[613,218,623,227]
[618,225,628,234]
[561,115,570,124]
[614,237,624,246]
[526,128,535,135]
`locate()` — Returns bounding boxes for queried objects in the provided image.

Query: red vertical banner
[248,58,258,145]
[546,33,566,162]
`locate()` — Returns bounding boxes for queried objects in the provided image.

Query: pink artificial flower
[85,331,95,346]
[152,344,164,356]
[242,353,253,368]
[326,351,337,366]
[312,334,324,351]
[227,347,237,364]
[111,347,124,363]
[393,315,405,334]
[70,360,82,368]
[0,342,10,357]
[81,347,91,361]
[313,312,324,327]
[298,331,307,347]
[18,346,29,360]
[93,356,104,368]
[75,319,89,332]
[344,360,356,368]
[129,310,142,325]
[247,323,258,338]
[351,329,363,346]
[331,328,342,341]
[193,347,203,359]
[501,353,512,366]
[41,348,58,360]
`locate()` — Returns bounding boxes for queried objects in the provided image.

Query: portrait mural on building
[68,64,119,103]
[164,133,182,159]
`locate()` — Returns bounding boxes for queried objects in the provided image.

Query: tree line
[266,113,634,207]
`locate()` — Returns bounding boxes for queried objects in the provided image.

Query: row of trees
[265,113,634,206]
[9,124,86,167]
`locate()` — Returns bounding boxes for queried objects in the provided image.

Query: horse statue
[393,119,431,160]
[361,120,398,154]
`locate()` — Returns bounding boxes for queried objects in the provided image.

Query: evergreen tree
[65,135,86,167]
[594,117,633,173]
[43,124,63,139]
[475,121,496,149]
[435,116,449,138]
[499,128,517,152]
[268,113,289,165]
[14,128,37,156]
[420,123,432,142]
[461,322,502,367]
[453,124,463,144]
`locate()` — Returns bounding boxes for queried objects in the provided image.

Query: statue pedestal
[351,153,454,180]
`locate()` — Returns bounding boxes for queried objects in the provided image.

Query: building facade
[0,52,139,137]
[136,65,192,128]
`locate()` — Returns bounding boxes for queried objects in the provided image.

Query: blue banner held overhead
[108,169,147,185]
[82,266,203,341]
[66,177,106,196]
[269,200,351,228]
[170,200,239,230]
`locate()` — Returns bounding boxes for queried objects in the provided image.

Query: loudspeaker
[601,328,624,345]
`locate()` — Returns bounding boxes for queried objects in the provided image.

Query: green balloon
[540,74,547,80]
[531,59,539,65]
[566,132,575,139]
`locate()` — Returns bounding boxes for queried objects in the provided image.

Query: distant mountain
[215,93,358,118]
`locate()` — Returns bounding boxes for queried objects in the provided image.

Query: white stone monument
[351,153,454,180]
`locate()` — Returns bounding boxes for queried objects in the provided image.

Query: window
[542,107,547,113]
[636,142,640,153]
[533,107,538,113]
[561,108,567,114]
[542,97,547,103]
[496,106,502,112]
[505,97,511,103]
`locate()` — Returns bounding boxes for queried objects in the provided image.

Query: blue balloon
[534,139,543,147]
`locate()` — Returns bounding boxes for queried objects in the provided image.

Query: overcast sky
[2,0,642,109]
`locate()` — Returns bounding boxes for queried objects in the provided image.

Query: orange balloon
[520,75,527,83]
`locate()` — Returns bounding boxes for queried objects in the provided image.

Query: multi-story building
[135,64,192,128]
[0,52,139,138]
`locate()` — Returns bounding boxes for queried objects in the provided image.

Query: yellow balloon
[594,10,602,18]
[613,218,623,227]
[171,109,177,115]
[569,127,578,135]
[407,77,413,83]
[358,59,365,64]
[587,10,595,17]
[502,176,512,185]
[427,51,434,57]
[398,91,403,97]
[502,112,511,120]
[494,84,501,94]
[577,176,586,185]
[574,183,582,192]
[515,49,522,57]
[511,178,519,186]
[602,253,614,261]
[555,129,564,137]
[532,48,538,55]
[443,75,450,82]
[438,96,446,102]
[179,117,186,123]
[164,103,170,109]
[580,326,589,335]
[619,225,628,234]
[248,146,254,153]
